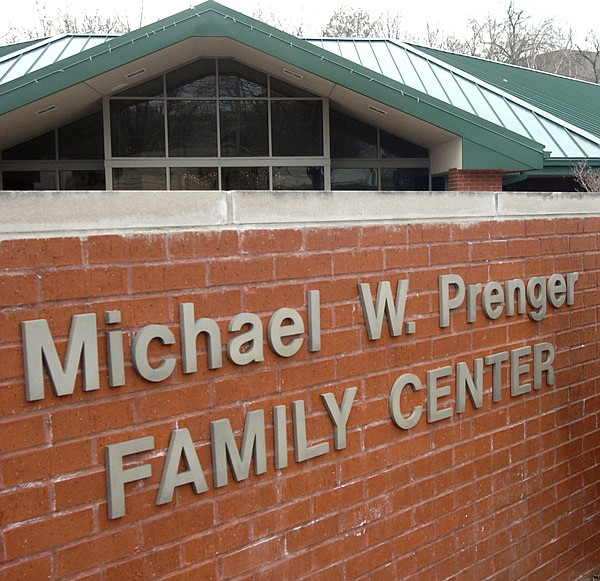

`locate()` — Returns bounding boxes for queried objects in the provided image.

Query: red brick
[0,485,51,523]
[0,272,38,305]
[87,234,167,264]
[0,555,52,580]
[42,267,128,301]
[5,507,95,559]
[55,527,138,577]
[241,228,303,253]
[168,230,239,258]
[0,414,47,453]
[131,262,205,292]
[51,399,135,441]
[0,237,82,269]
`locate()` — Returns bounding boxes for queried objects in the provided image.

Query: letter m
[358,280,409,340]
[21,314,99,401]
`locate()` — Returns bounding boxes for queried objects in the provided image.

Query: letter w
[358,280,409,340]
[21,314,99,401]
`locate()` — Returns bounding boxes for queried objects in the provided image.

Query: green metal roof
[310,39,600,160]
[0,35,115,85]
[1,0,597,173]
[414,45,600,139]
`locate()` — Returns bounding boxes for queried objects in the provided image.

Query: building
[1,0,599,193]
[2,3,600,579]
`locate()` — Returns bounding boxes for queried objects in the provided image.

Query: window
[0,113,105,191]
[108,59,327,190]
[330,109,429,191]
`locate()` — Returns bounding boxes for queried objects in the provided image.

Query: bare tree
[572,161,600,192]
[321,6,378,37]
[575,32,600,83]
[3,1,131,43]
[320,6,405,39]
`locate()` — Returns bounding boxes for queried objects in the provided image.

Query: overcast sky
[0,0,595,44]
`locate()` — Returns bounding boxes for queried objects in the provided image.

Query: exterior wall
[1,190,599,580]
[448,169,504,191]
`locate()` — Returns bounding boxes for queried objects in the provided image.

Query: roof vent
[35,105,57,116]
[283,68,303,80]
[368,105,388,116]
[125,68,146,80]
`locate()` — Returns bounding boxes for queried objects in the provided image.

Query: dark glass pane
[272,100,323,157]
[58,113,104,160]
[168,101,217,157]
[166,60,216,98]
[60,170,106,190]
[170,167,218,190]
[115,76,164,98]
[273,166,324,190]
[380,131,428,158]
[112,167,166,190]
[381,168,429,191]
[218,60,267,98]
[330,110,377,159]
[331,168,378,190]
[219,100,268,157]
[2,170,56,189]
[270,76,315,98]
[2,132,55,160]
[110,100,165,157]
[222,167,268,190]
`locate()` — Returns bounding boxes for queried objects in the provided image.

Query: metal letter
[22,313,99,401]
[527,277,547,322]
[481,282,504,320]
[292,400,329,462]
[566,272,579,305]
[131,324,176,382]
[547,274,567,308]
[484,351,509,402]
[389,373,423,430]
[505,279,526,316]
[438,274,465,328]
[180,303,222,373]
[426,366,454,422]
[511,346,532,396]
[533,342,555,389]
[274,405,288,470]
[156,428,208,505]
[308,290,321,352]
[105,311,125,387]
[358,279,409,340]
[105,436,154,519]
[456,359,483,413]
[210,410,267,488]
[321,386,357,450]
[227,313,264,366]
[268,308,305,358]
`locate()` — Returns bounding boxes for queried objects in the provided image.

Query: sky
[0,0,596,44]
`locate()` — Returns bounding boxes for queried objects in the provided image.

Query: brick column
[448,169,503,191]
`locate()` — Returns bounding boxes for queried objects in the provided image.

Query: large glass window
[107,58,328,190]
[272,101,323,157]
[168,101,217,157]
[1,112,105,191]
[329,109,429,191]
[219,100,269,157]
[110,100,165,157]
[112,167,167,190]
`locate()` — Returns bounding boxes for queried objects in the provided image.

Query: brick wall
[1,207,599,579]
[448,169,504,191]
